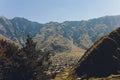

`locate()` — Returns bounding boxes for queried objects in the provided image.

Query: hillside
[72,27,120,79]
[0,16,120,52]
[1,16,120,79]
[1,15,120,75]
[54,27,120,80]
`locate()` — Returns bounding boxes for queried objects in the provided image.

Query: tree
[0,35,51,80]
[17,35,50,80]
[0,40,19,80]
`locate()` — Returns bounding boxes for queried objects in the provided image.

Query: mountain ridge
[0,15,120,52]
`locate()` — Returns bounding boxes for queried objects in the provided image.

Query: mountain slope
[54,27,120,80]
[74,27,120,79]
[0,16,42,45]
[0,15,120,52]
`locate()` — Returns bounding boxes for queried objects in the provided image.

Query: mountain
[54,26,120,80]
[0,16,120,77]
[0,16,120,52]
[0,16,42,45]
[73,27,120,79]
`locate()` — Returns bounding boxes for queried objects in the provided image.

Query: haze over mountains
[0,15,120,53]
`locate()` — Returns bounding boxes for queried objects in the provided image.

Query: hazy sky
[0,0,120,23]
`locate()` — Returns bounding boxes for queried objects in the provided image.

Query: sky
[0,0,120,23]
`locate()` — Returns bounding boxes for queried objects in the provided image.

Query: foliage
[0,35,51,80]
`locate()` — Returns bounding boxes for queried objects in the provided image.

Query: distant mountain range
[0,15,120,52]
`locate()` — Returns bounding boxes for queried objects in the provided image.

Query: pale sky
[0,0,120,23]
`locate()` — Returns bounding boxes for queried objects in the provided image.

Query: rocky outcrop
[75,27,120,78]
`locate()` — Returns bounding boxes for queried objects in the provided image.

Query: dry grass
[53,68,74,80]
[89,74,120,80]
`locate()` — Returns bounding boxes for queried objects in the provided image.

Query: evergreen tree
[0,40,19,80]
[0,35,51,80]
[17,35,50,80]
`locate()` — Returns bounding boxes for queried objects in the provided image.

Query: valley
[0,15,120,79]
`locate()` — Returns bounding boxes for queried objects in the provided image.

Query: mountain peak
[11,17,29,21]
[0,16,7,19]
[0,16,11,25]
[0,16,8,21]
